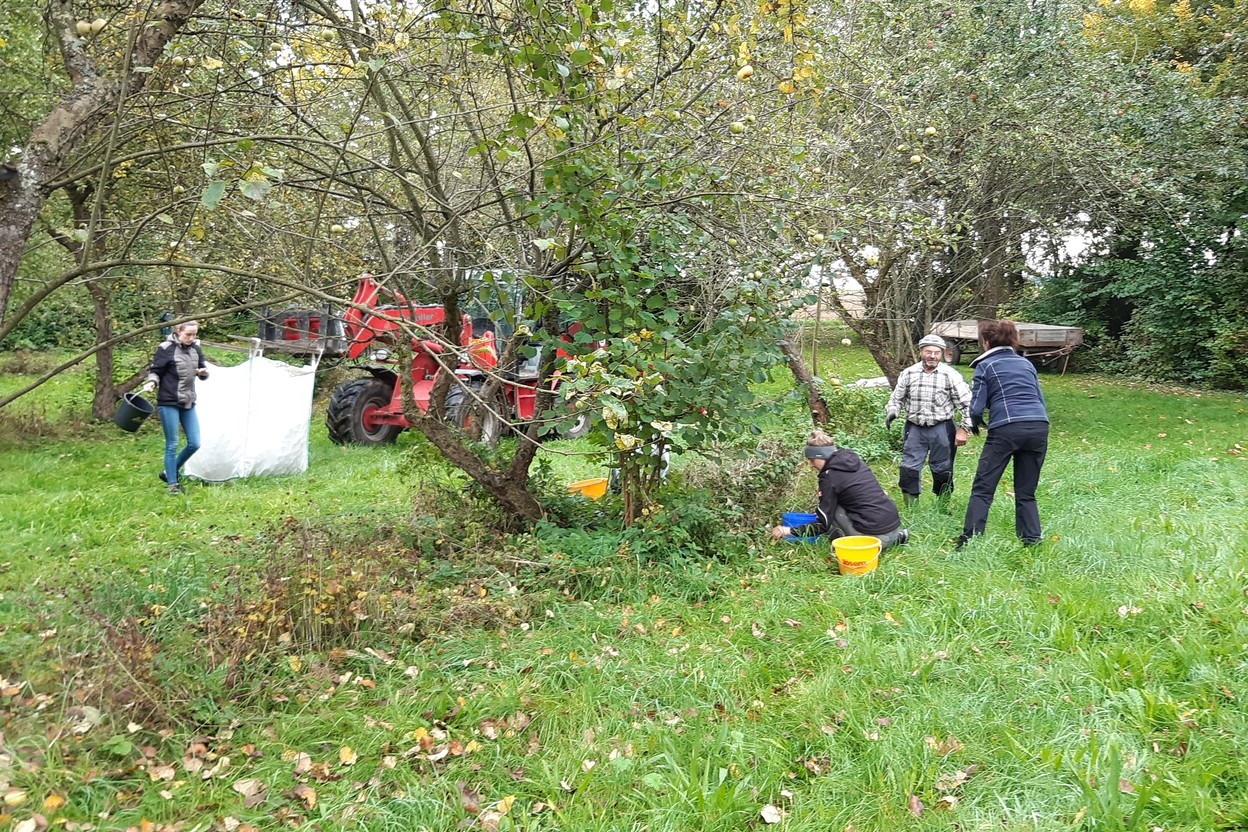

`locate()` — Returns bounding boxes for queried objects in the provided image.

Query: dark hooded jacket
[806,448,901,536]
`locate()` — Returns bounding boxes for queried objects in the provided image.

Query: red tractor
[302,274,585,445]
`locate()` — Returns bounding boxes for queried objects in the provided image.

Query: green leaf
[571,49,593,67]
[640,772,665,789]
[201,161,220,177]
[238,179,272,201]
[155,213,174,225]
[200,181,226,210]
[102,735,134,757]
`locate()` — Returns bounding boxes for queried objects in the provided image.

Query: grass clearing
[2,343,1247,830]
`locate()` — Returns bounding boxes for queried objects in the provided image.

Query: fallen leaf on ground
[231,778,266,808]
[924,735,964,756]
[456,781,481,815]
[147,765,175,782]
[908,794,924,816]
[760,804,783,824]
[935,765,979,791]
[289,784,316,809]
[291,752,312,774]
[338,746,358,766]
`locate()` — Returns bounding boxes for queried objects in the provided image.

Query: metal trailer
[930,320,1084,373]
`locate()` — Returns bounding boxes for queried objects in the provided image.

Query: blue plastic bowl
[781,511,818,527]
[782,534,823,544]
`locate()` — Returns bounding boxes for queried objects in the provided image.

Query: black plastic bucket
[113,392,155,433]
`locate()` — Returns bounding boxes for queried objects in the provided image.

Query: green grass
[2,344,1247,831]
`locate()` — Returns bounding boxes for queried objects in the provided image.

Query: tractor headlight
[370,348,391,362]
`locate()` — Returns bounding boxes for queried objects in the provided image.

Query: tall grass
[1,344,1246,831]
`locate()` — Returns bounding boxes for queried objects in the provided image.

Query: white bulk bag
[184,353,317,481]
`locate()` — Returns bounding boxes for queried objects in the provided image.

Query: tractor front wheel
[446,382,504,446]
[326,377,403,445]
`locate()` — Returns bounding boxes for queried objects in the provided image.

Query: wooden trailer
[930,320,1084,372]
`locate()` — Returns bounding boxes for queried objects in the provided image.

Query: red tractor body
[321,274,581,445]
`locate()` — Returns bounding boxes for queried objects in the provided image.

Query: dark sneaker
[159,470,168,483]
[954,535,969,550]
[897,529,910,546]
[167,483,182,495]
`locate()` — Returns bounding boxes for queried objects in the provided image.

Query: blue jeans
[158,405,201,485]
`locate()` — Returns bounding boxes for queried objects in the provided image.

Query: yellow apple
[736,64,754,81]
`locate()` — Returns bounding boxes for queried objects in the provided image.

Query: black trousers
[961,420,1049,543]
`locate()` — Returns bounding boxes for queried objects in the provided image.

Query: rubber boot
[903,493,918,508]
[932,472,953,514]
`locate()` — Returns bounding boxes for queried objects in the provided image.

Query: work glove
[885,412,897,430]
[142,380,156,394]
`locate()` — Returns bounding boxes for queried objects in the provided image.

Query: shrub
[679,438,801,528]
[515,487,752,604]
[815,382,901,463]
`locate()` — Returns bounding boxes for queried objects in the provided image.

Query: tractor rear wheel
[560,412,591,439]
[446,382,503,446]
[326,377,403,445]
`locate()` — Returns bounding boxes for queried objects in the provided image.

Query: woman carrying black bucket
[142,320,208,494]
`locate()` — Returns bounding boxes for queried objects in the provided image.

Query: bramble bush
[814,382,901,463]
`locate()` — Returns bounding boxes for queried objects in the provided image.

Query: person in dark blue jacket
[957,320,1050,548]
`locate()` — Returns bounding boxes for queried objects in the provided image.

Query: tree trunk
[397,343,546,524]
[779,338,829,424]
[86,279,115,420]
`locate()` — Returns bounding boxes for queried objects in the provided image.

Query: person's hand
[770,525,790,541]
[954,427,968,447]
[196,368,209,380]
[885,411,897,430]
[142,380,156,394]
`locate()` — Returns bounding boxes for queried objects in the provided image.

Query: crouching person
[769,430,908,549]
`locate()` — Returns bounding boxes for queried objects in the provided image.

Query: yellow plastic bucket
[833,535,881,576]
[567,477,608,500]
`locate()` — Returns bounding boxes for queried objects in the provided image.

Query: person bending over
[770,430,908,549]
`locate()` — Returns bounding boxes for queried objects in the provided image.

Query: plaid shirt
[886,362,972,430]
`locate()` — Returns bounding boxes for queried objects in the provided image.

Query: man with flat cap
[885,333,972,509]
